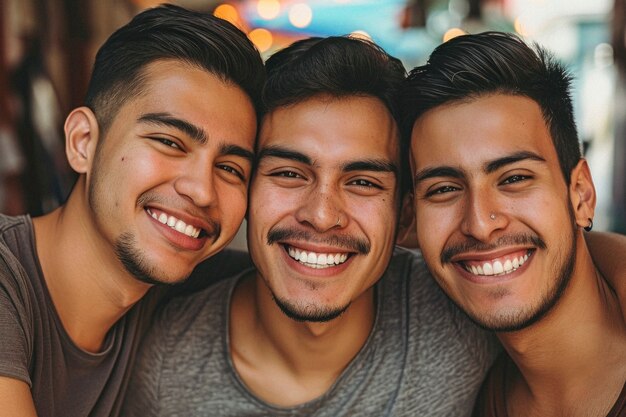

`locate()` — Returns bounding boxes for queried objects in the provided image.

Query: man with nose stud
[123,36,499,416]
[403,31,626,416]
[0,5,263,417]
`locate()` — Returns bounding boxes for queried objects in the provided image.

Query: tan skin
[232,95,400,406]
[411,94,626,416]
[0,60,257,417]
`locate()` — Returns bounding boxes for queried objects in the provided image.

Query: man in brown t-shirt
[0,5,263,416]
[403,31,626,416]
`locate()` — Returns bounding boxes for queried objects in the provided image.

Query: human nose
[459,188,508,241]
[294,182,347,233]
[173,158,217,208]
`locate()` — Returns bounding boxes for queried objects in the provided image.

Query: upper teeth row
[288,247,348,268]
[465,253,529,276]
[148,210,201,238]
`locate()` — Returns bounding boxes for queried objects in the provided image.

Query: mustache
[267,227,371,255]
[441,234,546,264]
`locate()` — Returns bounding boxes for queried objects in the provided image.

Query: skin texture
[82,60,256,285]
[411,94,580,331]
[0,59,257,416]
[410,93,626,416]
[231,95,400,406]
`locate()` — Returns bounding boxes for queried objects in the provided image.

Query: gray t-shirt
[0,214,250,417]
[123,247,500,416]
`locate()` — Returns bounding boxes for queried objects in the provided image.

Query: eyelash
[218,165,245,181]
[154,137,182,150]
[424,185,459,197]
[501,174,530,185]
[271,171,303,179]
[349,179,381,189]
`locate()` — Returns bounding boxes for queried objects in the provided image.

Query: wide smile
[146,208,204,239]
[457,249,534,277]
[284,245,352,269]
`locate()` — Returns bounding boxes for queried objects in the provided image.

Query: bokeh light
[248,28,273,52]
[289,4,313,29]
[443,27,466,42]
[257,0,281,20]
[214,4,241,27]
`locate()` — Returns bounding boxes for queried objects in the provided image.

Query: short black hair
[402,31,581,183]
[85,4,265,135]
[262,36,409,193]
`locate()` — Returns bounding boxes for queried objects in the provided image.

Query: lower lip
[453,252,533,285]
[146,210,207,251]
[280,245,354,277]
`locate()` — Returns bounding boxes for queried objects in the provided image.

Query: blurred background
[0,0,624,236]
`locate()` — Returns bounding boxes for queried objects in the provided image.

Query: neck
[230,272,376,406]
[33,189,151,353]
[498,234,626,416]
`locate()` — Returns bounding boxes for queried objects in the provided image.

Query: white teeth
[492,261,503,274]
[286,246,350,268]
[503,259,513,272]
[148,209,201,238]
[175,220,186,233]
[465,252,531,277]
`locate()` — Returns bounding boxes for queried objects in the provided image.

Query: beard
[114,232,174,285]
[271,292,349,322]
[437,208,578,333]
[87,146,184,286]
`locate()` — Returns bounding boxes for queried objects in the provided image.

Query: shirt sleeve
[0,247,33,386]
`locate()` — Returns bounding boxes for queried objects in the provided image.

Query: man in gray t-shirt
[123,36,499,416]
[0,5,264,417]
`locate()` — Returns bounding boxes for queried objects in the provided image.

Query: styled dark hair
[402,31,581,183]
[262,36,410,193]
[85,4,265,134]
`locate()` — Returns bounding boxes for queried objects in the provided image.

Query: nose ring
[489,213,496,220]
[335,217,341,227]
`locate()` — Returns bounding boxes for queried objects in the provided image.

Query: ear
[396,192,419,249]
[65,107,100,174]
[568,159,596,230]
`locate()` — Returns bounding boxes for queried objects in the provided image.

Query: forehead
[113,60,256,141]
[410,94,558,171]
[259,95,400,165]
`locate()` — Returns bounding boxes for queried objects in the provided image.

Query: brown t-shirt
[0,214,250,417]
[473,353,626,417]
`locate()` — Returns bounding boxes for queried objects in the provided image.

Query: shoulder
[0,216,35,386]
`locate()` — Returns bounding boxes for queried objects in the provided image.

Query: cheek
[415,204,456,245]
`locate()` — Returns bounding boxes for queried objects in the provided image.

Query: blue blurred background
[0,0,624,234]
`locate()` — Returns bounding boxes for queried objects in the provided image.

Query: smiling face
[248,95,400,322]
[410,94,580,332]
[87,60,256,284]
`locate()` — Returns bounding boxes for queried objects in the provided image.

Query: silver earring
[583,218,593,232]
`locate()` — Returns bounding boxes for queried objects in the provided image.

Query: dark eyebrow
[414,166,464,185]
[220,144,254,163]
[414,151,548,185]
[138,113,207,145]
[257,145,311,165]
[485,151,546,173]
[343,159,397,175]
